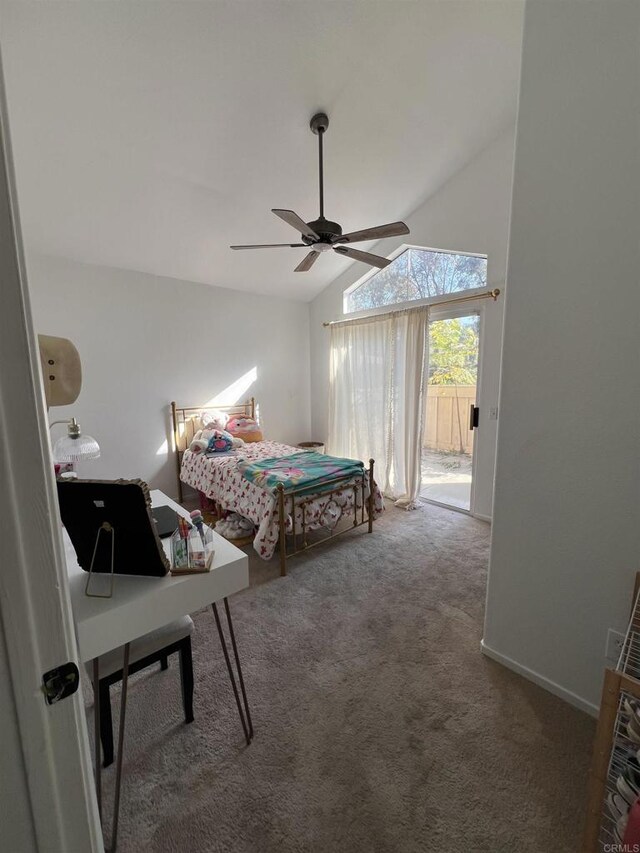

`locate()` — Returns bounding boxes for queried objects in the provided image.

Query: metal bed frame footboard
[275,459,375,577]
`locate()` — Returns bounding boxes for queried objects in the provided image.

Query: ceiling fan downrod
[310,112,329,220]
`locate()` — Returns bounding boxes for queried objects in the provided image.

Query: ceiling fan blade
[230,243,307,249]
[334,245,391,269]
[272,209,319,240]
[294,251,320,272]
[334,221,410,244]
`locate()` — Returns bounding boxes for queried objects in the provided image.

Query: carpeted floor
[93,502,595,852]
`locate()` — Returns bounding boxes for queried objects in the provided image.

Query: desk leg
[92,658,102,819]
[224,598,253,740]
[110,641,130,853]
[212,600,253,745]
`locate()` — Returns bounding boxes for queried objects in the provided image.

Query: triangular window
[344,246,487,314]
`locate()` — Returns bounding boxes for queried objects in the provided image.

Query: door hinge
[42,661,80,705]
[469,405,480,430]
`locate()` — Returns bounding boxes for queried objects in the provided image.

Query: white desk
[65,490,249,662]
[64,489,251,852]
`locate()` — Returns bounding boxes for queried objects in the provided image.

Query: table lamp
[50,418,100,464]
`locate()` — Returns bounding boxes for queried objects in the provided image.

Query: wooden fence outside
[423,385,475,455]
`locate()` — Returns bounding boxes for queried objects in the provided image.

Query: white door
[0,55,102,852]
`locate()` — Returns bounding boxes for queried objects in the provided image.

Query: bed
[171,399,383,576]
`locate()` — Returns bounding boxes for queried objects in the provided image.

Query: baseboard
[472,512,492,523]
[480,639,599,718]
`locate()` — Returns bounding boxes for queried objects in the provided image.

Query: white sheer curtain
[327,306,429,509]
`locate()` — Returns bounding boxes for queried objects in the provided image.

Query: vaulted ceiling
[0,1,523,301]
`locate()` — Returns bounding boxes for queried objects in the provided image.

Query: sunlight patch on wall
[154,368,257,457]
[204,367,257,407]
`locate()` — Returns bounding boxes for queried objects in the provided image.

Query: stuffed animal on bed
[189,427,245,454]
[199,409,229,430]
[206,431,234,453]
[226,416,263,443]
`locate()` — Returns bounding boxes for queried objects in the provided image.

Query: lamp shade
[52,418,100,463]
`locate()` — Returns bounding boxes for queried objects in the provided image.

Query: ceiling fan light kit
[231,112,410,272]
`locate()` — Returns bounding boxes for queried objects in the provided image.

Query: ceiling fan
[230,112,410,272]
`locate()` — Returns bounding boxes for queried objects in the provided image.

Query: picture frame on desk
[57,478,170,578]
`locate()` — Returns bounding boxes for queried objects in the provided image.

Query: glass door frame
[421,301,486,516]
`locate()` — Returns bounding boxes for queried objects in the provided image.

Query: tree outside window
[427,316,479,455]
[345,247,487,313]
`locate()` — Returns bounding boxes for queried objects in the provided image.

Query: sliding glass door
[420,311,480,512]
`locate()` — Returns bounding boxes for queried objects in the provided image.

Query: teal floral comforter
[238,451,364,494]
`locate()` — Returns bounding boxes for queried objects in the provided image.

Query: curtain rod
[323,288,501,327]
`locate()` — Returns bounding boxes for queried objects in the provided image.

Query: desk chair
[86,615,194,767]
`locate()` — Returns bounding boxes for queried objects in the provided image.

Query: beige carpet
[93,502,595,853]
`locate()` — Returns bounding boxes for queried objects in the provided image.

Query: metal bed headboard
[170,398,256,503]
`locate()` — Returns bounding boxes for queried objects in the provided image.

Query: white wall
[309,128,517,520]
[27,254,311,498]
[483,0,640,713]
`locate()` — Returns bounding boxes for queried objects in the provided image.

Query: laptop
[152,504,180,538]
